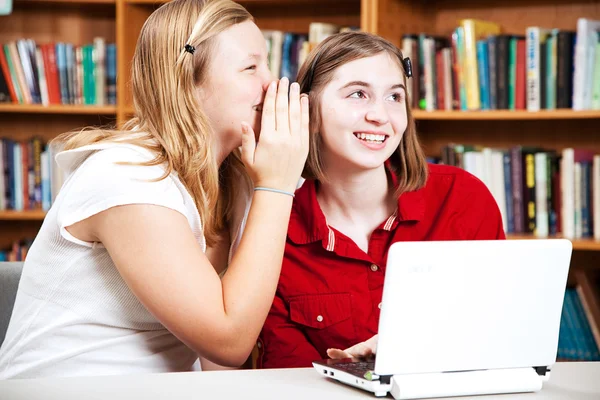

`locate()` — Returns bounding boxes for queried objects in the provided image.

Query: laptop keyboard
[332,361,375,379]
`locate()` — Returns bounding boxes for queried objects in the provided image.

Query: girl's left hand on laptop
[326,334,378,360]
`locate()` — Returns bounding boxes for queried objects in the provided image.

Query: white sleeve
[56,147,189,247]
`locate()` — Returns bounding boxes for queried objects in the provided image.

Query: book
[460,19,501,110]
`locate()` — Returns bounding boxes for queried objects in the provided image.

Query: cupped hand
[240,77,309,194]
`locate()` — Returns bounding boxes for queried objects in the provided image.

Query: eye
[387,92,405,102]
[245,65,257,71]
[349,90,367,99]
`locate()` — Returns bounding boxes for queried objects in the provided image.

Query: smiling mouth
[353,132,388,144]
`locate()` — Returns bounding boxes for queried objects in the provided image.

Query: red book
[42,43,61,105]
[0,50,18,103]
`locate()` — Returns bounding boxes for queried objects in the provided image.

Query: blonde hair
[297,31,428,195]
[54,0,252,246]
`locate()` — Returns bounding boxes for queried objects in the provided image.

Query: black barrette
[184,44,195,55]
[402,57,412,78]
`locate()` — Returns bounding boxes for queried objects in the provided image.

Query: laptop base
[314,361,545,399]
[389,367,544,400]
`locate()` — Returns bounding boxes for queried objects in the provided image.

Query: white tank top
[0,142,250,378]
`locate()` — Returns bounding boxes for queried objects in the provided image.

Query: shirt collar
[288,173,426,246]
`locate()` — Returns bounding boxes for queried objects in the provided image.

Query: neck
[317,165,396,225]
[215,140,238,167]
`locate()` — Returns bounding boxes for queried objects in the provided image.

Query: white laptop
[313,239,572,399]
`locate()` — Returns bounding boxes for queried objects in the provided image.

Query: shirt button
[378,302,382,309]
[257,342,262,349]
[370,264,379,272]
[316,315,324,322]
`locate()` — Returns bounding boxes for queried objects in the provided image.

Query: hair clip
[402,57,413,78]
[184,44,196,55]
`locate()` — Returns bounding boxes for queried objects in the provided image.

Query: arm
[66,79,309,367]
[258,293,321,369]
[70,192,292,367]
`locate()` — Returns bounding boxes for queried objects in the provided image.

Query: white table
[1,362,599,399]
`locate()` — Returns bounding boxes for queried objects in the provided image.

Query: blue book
[580,162,592,238]
[476,40,490,110]
[106,44,117,105]
[563,289,580,359]
[571,289,600,360]
[502,152,514,233]
[456,28,468,111]
[12,143,22,211]
[41,149,51,211]
[280,33,295,80]
[55,43,68,104]
[487,36,497,109]
[557,291,570,359]
[65,43,74,104]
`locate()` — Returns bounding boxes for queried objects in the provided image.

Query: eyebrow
[245,53,262,61]
[339,80,406,91]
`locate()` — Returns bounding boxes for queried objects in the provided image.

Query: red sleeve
[257,293,321,369]
[459,172,506,240]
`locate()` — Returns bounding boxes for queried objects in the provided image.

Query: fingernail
[281,77,289,84]
[241,123,248,134]
[291,82,299,92]
[269,81,277,91]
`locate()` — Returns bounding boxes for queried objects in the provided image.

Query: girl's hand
[240,77,309,194]
[327,334,378,360]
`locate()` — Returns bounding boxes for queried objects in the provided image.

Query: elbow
[194,330,255,368]
[202,345,253,368]
[215,350,252,368]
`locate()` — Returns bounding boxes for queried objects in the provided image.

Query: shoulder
[56,142,189,223]
[56,142,161,179]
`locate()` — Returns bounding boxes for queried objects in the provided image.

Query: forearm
[220,191,293,354]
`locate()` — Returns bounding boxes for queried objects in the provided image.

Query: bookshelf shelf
[0,210,47,221]
[507,234,600,252]
[18,0,116,4]
[412,110,600,121]
[124,0,353,4]
[0,104,117,115]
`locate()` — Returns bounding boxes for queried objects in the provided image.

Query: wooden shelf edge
[412,110,600,121]
[0,104,118,115]
[507,234,600,251]
[17,0,116,5]
[125,0,353,4]
[0,210,47,221]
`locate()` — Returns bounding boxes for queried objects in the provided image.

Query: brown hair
[297,31,428,195]
[54,0,252,246]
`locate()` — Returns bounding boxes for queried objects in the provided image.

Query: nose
[260,66,274,92]
[365,99,389,125]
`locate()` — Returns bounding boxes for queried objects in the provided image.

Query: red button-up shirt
[257,164,506,369]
